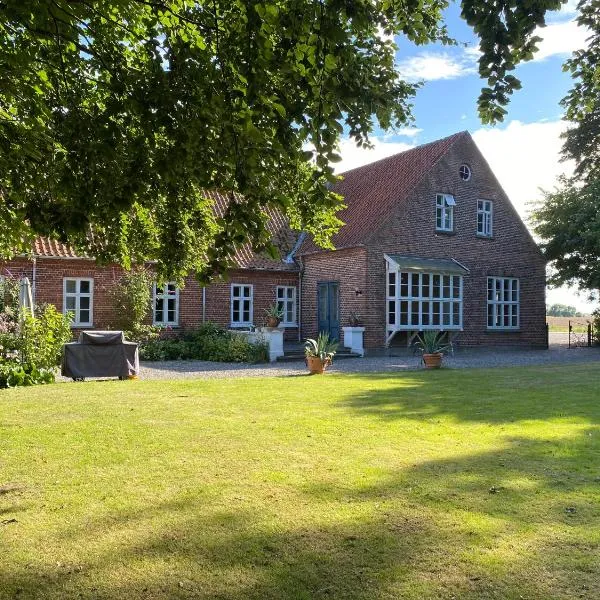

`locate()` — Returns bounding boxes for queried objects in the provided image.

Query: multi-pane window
[436,193,455,231]
[231,284,253,326]
[153,282,178,326]
[387,271,462,330]
[63,278,93,326]
[487,277,519,329]
[276,286,296,325]
[477,200,493,237]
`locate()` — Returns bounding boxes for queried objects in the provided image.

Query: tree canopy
[0,0,569,280]
[532,0,600,296]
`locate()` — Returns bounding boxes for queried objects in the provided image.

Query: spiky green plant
[414,330,450,355]
[304,332,338,362]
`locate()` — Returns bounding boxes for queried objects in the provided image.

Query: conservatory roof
[385,254,469,275]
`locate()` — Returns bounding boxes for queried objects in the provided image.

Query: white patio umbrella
[19,277,34,318]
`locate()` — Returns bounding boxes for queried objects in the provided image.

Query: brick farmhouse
[1,132,547,351]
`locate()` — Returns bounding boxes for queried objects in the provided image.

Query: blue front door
[318,282,340,341]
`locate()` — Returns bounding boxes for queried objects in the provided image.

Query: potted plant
[415,330,450,369]
[264,303,284,328]
[304,332,338,374]
[347,311,362,327]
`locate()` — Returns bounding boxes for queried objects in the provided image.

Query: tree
[532,0,600,296]
[546,303,580,317]
[0,0,567,280]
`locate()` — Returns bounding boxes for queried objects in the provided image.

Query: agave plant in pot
[264,303,284,328]
[304,332,338,374]
[415,330,450,369]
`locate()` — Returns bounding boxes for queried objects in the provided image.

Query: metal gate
[568,319,594,348]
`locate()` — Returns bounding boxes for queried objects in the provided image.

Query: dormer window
[436,193,455,232]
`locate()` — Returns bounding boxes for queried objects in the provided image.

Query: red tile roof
[32,191,299,271]
[33,237,83,258]
[299,131,468,254]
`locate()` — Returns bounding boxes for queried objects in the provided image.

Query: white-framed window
[153,282,179,326]
[63,278,93,327]
[276,286,297,325]
[459,164,472,181]
[436,193,455,232]
[231,284,253,326]
[487,277,519,329]
[477,200,493,237]
[387,270,462,331]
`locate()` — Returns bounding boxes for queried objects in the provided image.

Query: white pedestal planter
[258,327,284,362]
[232,328,284,362]
[342,326,365,356]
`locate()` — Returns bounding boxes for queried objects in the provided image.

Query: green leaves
[0,0,575,280]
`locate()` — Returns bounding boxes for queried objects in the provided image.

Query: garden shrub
[0,362,54,388]
[110,268,160,342]
[0,303,71,388]
[20,304,72,370]
[139,322,269,363]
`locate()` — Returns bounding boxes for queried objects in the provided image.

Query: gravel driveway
[136,335,599,380]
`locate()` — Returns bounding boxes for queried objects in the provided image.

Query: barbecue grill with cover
[62,331,139,380]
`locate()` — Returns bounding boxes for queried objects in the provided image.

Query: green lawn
[1,365,599,600]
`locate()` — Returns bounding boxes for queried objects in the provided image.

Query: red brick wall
[299,247,368,342]
[1,258,300,340]
[204,269,300,340]
[363,134,547,348]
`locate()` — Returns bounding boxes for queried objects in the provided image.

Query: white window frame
[386,268,463,338]
[153,282,179,326]
[63,277,93,327]
[436,193,455,232]
[487,277,520,330]
[276,286,297,326]
[230,284,253,327]
[477,199,493,237]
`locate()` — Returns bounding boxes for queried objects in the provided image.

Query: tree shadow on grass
[3,431,599,599]
[338,365,600,424]
[1,498,578,600]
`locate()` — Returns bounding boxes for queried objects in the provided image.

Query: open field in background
[2,365,600,600]
[546,316,592,333]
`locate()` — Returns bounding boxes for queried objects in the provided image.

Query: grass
[1,364,599,600]
[547,316,591,333]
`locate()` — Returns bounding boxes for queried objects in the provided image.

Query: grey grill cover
[62,331,139,379]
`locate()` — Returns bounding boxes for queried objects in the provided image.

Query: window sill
[476,234,494,240]
[435,230,456,236]
[229,323,254,329]
[486,328,521,333]
[153,324,180,328]
[70,324,93,329]
[279,323,298,328]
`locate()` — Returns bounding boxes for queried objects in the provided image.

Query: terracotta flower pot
[422,352,443,369]
[266,316,281,328]
[306,355,331,374]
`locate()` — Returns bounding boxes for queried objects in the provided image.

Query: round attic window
[459,164,472,181]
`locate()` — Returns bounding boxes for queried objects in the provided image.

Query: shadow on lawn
[339,365,600,424]
[2,500,587,600]
[4,432,599,599]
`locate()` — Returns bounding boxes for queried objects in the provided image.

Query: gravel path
[136,337,599,380]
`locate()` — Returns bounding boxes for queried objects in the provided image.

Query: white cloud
[396,52,477,82]
[393,127,423,138]
[533,19,589,61]
[472,119,573,219]
[335,137,414,173]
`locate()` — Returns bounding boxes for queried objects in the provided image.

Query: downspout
[298,262,303,343]
[202,286,206,323]
[32,257,37,304]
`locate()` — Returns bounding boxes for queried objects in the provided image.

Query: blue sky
[336,0,594,312]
